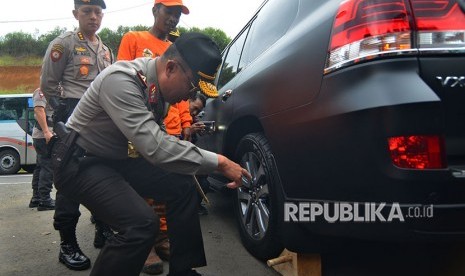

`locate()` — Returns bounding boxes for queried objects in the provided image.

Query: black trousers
[54,153,206,276]
[52,101,82,231]
[32,138,53,202]
[53,192,81,231]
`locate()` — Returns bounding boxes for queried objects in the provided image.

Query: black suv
[196,0,465,260]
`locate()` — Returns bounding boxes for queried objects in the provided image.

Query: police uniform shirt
[66,57,218,175]
[40,30,113,100]
[32,88,54,139]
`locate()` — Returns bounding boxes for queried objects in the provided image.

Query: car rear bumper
[280,199,465,252]
[262,59,465,251]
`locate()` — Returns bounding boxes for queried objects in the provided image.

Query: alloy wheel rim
[238,151,271,240]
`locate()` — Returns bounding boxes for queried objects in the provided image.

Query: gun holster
[49,122,79,169]
[50,97,80,127]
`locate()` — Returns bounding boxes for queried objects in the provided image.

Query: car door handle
[222,89,233,102]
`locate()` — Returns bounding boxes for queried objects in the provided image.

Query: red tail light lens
[325,0,414,74]
[411,0,465,49]
[330,0,412,50]
[388,135,447,169]
[325,0,465,74]
[411,0,465,30]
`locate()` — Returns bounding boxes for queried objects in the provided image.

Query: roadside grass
[0,55,42,66]
[0,87,32,94]
[0,55,41,94]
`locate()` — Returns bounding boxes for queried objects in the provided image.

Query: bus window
[28,97,34,108]
[0,94,37,174]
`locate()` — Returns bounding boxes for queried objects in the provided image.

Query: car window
[240,0,298,68]
[216,26,250,90]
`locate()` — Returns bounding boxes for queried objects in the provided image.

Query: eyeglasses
[176,61,199,95]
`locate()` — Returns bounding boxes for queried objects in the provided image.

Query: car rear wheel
[0,149,21,175]
[234,133,283,261]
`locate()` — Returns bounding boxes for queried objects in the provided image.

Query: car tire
[234,133,284,261]
[0,149,21,175]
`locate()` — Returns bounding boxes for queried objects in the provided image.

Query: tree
[0,25,231,59]
[195,27,230,52]
[0,32,38,57]
[98,27,121,55]
[178,27,231,52]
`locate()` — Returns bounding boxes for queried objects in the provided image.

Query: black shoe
[93,223,114,248]
[58,242,91,271]
[28,198,40,208]
[37,199,55,211]
[168,269,202,276]
[198,204,208,216]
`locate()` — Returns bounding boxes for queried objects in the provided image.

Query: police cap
[175,32,222,98]
[74,0,106,9]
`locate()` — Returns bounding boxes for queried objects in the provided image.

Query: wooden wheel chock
[267,249,321,276]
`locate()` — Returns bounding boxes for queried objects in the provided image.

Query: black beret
[175,32,222,98]
[74,0,106,9]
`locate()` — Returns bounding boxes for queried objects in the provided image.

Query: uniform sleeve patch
[50,43,64,62]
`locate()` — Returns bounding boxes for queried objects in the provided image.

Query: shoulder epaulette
[77,32,86,41]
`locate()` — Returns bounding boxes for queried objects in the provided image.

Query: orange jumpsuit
[117,31,193,232]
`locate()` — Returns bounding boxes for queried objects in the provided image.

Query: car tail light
[412,0,465,50]
[325,0,465,74]
[387,135,447,169]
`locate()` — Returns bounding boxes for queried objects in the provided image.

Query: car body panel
[197,0,465,254]
[418,57,465,165]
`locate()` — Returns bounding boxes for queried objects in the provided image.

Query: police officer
[40,0,113,270]
[52,32,251,276]
[29,88,55,211]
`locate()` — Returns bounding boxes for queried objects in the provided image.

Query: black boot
[29,189,40,208]
[93,221,114,249]
[37,198,55,211]
[29,164,40,208]
[28,197,40,208]
[58,228,91,271]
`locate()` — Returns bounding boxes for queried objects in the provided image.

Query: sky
[0,0,264,39]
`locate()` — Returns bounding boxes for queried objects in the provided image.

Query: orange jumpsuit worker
[116,0,191,275]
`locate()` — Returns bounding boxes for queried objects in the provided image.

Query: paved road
[1,174,464,276]
[0,174,279,276]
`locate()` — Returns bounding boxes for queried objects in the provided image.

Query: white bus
[0,93,37,174]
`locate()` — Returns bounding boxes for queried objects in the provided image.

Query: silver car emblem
[436,76,465,88]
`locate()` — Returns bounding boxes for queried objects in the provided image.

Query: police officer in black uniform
[40,0,113,270]
[29,88,55,210]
